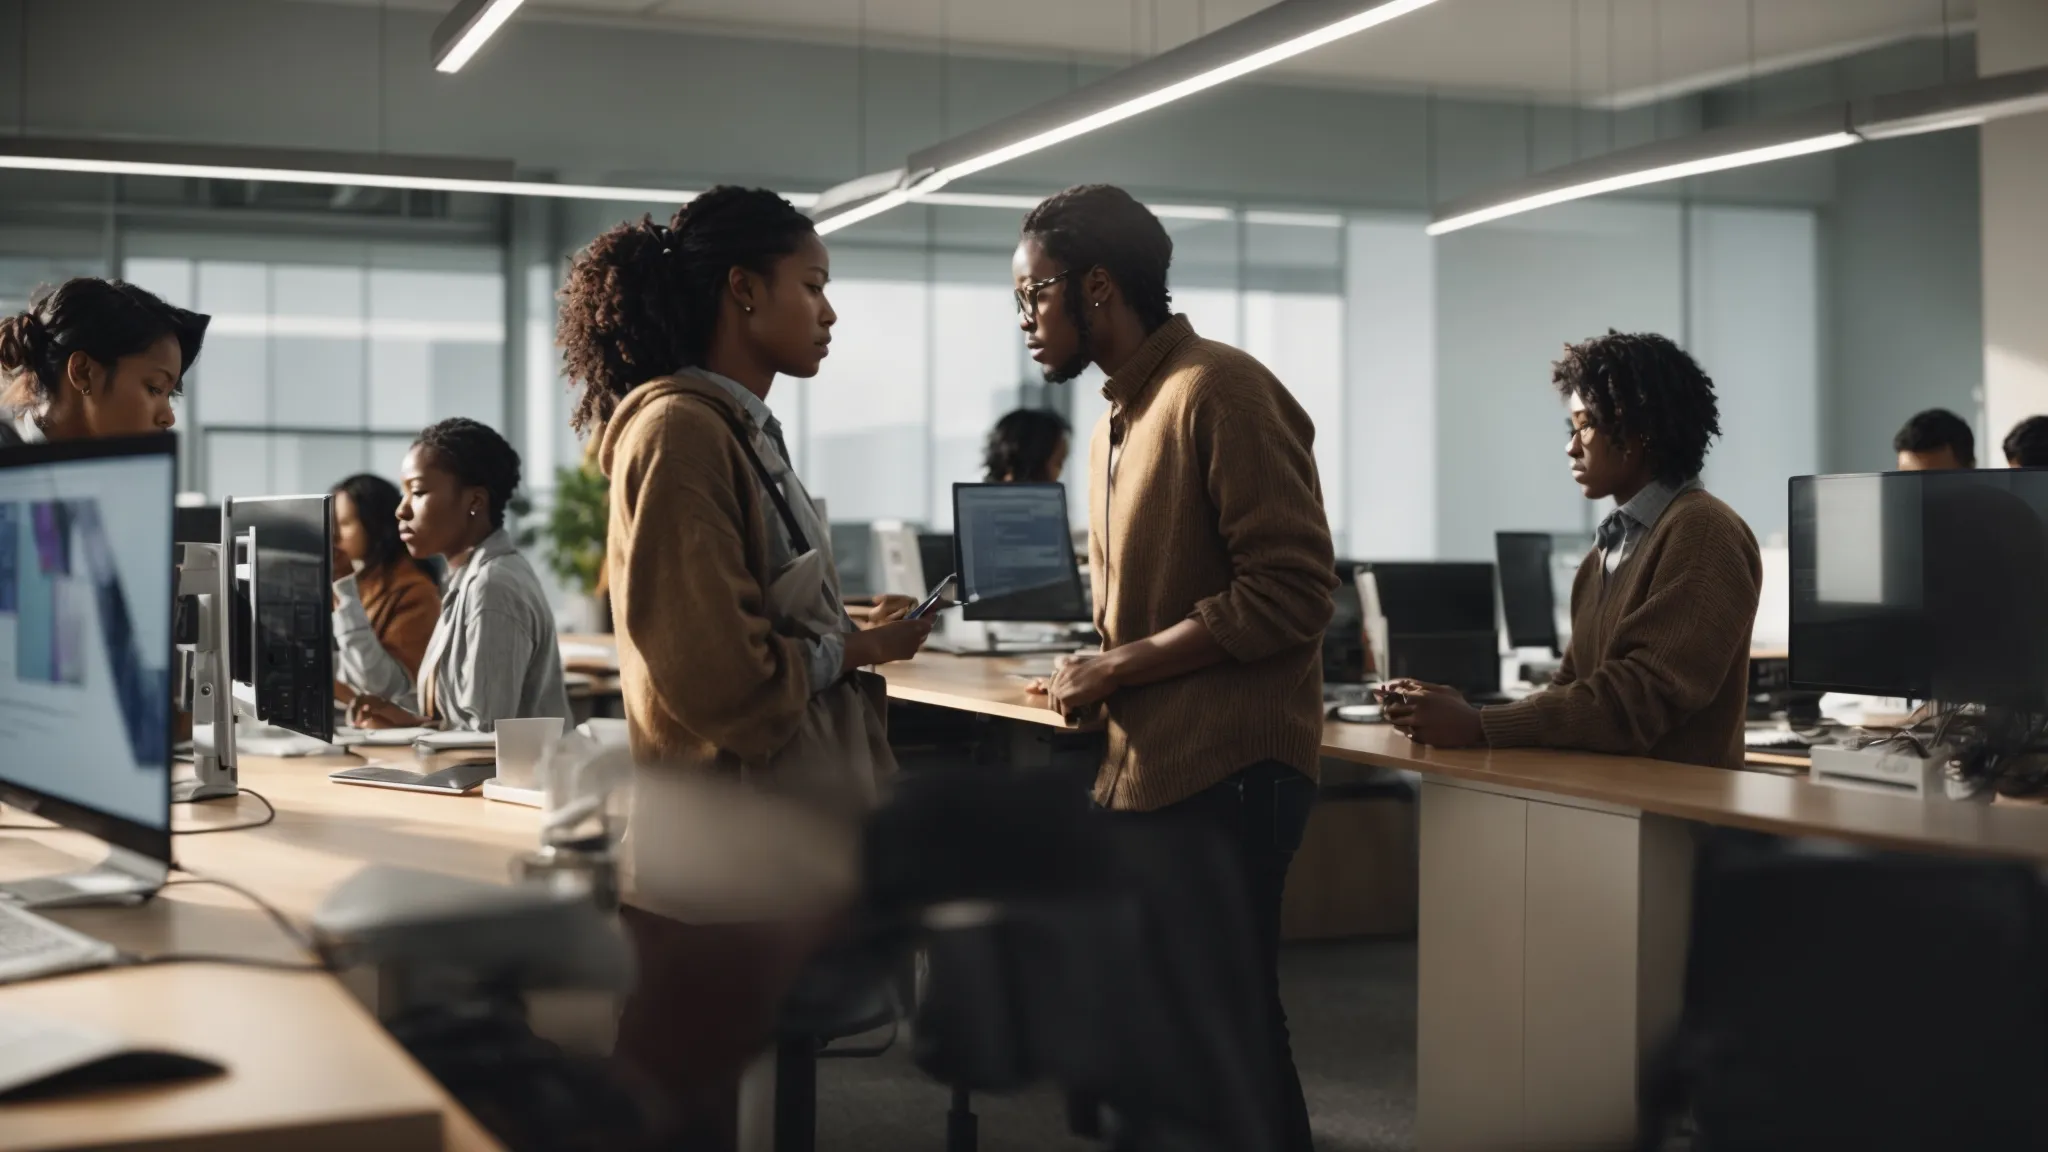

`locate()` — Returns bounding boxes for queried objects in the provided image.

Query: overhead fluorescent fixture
[1426,108,1858,237]
[811,0,1438,233]
[1854,63,2048,140]
[1430,67,2048,236]
[0,136,817,207]
[912,191,1240,222]
[432,0,526,74]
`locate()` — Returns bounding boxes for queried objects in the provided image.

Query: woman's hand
[349,694,426,730]
[842,618,933,670]
[864,594,917,626]
[1380,680,1486,748]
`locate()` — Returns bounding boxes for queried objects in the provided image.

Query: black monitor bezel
[951,482,1091,623]
[224,493,335,744]
[0,433,176,866]
[1495,531,1561,654]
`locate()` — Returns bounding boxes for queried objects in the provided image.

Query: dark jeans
[1147,761,1319,1152]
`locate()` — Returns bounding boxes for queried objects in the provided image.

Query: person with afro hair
[1386,331,1762,772]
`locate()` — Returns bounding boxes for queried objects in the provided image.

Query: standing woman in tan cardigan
[556,186,930,1149]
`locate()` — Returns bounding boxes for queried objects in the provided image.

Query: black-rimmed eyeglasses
[1014,270,1075,318]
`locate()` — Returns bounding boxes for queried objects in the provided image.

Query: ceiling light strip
[0,138,818,207]
[1426,109,1857,237]
[432,0,528,74]
[812,0,1438,233]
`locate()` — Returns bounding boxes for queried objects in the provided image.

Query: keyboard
[0,900,119,985]
[1744,728,1814,752]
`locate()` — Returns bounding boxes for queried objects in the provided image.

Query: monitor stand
[0,844,167,909]
[176,542,239,803]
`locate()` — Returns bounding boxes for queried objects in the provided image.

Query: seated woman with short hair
[331,472,441,706]
[346,418,570,732]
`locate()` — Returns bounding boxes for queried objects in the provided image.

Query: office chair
[1639,833,2048,1152]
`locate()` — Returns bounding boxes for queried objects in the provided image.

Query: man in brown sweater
[1386,331,1762,770]
[1019,185,1336,1152]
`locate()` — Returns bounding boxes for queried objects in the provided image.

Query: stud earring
[743,305,754,314]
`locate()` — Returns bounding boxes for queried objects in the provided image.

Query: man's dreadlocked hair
[1552,331,1722,485]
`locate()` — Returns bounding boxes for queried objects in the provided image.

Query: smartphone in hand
[909,573,956,620]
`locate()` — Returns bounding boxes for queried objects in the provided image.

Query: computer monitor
[1790,470,2048,707]
[1366,561,1501,697]
[952,484,1090,623]
[0,435,175,904]
[174,503,221,544]
[1325,561,1367,684]
[224,495,334,743]
[1496,532,1560,654]
[918,533,956,591]
[872,521,923,598]
[830,522,874,599]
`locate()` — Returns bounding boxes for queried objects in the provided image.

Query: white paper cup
[494,717,565,790]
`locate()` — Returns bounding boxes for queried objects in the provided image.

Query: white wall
[1433,201,1686,560]
[1691,205,1818,544]
[1979,0,2048,452]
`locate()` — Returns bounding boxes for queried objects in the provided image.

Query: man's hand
[349,694,426,730]
[1044,651,1124,716]
[1380,679,1486,748]
[864,594,916,626]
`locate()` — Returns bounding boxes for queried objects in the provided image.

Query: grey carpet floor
[814,938,1418,1152]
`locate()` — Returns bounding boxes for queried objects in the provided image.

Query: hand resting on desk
[1381,679,1486,748]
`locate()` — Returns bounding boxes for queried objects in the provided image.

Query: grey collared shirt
[1599,476,1704,574]
[338,528,570,731]
[691,369,850,695]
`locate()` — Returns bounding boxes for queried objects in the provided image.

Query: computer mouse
[0,1049,227,1102]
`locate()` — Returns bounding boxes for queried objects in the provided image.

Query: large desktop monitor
[173,503,221,545]
[0,435,176,902]
[225,495,334,743]
[1790,470,2048,707]
[1496,532,1561,654]
[1366,561,1501,697]
[952,484,1089,623]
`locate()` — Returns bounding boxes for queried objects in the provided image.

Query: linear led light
[1429,67,2048,237]
[910,0,1438,194]
[432,0,526,74]
[813,188,916,237]
[1426,109,1858,237]
[914,191,1241,223]
[0,137,818,208]
[1853,63,2048,140]
[812,0,1437,233]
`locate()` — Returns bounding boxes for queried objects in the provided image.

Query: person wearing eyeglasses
[1015,184,1336,1152]
[1384,331,1762,772]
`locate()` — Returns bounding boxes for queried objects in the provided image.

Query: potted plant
[516,463,611,633]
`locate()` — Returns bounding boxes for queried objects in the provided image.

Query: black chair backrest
[1644,834,2048,1152]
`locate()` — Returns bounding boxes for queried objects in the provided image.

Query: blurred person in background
[1894,408,1977,471]
[982,406,1071,483]
[330,472,441,706]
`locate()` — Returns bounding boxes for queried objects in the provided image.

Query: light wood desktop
[0,753,528,1151]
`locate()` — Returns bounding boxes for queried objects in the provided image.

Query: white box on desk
[1809,744,1943,797]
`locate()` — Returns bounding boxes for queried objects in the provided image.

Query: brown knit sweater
[1481,489,1762,770]
[1089,316,1338,812]
[597,375,815,773]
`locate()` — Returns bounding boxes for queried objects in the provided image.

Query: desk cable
[116,872,330,975]
[171,787,277,835]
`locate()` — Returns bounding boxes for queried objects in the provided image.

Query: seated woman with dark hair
[983,407,1072,483]
[0,277,209,445]
[347,418,570,732]
[330,472,442,706]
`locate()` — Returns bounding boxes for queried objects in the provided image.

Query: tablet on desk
[328,762,496,795]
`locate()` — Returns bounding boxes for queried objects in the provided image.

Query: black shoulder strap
[704,402,811,556]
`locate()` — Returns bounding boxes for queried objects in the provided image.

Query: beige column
[1980,0,2048,450]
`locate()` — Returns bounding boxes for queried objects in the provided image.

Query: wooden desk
[0,754,529,1151]
[878,652,2048,1151]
